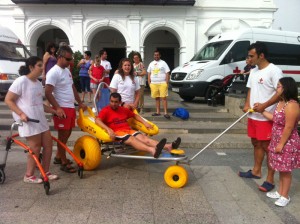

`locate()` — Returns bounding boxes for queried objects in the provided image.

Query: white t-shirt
[147,59,170,84]
[101,60,112,78]
[9,76,49,137]
[110,74,140,104]
[46,65,75,108]
[247,63,283,121]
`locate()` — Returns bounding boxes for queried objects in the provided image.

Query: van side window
[261,42,300,66]
[221,41,250,64]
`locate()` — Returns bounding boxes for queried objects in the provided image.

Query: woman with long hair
[110,58,140,110]
[5,56,59,184]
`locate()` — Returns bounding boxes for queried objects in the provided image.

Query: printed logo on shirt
[258,78,263,84]
[58,124,65,128]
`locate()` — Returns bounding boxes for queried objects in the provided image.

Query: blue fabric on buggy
[96,88,110,112]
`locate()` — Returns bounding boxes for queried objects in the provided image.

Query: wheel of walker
[0,168,5,184]
[73,135,101,171]
[164,165,188,188]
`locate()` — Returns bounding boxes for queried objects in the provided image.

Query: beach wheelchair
[73,82,189,188]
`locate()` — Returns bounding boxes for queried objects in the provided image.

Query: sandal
[53,157,73,165]
[259,181,275,192]
[60,164,77,173]
[164,114,171,119]
[238,170,261,179]
[152,113,161,116]
[154,138,167,158]
[172,137,181,149]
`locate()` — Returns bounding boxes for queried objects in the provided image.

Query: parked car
[0,25,31,100]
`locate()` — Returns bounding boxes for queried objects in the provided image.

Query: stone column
[71,10,83,53]
[13,8,26,47]
[183,17,197,64]
[128,15,141,53]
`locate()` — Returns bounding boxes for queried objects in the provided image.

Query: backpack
[172,108,189,120]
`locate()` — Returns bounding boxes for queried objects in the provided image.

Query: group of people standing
[77,49,172,119]
[4,41,173,185]
[239,42,300,207]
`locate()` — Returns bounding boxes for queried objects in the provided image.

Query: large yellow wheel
[164,165,188,188]
[73,135,101,171]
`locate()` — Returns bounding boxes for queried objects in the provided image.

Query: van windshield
[0,41,31,61]
[191,40,232,61]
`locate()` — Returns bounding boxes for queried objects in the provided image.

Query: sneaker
[23,175,43,184]
[45,172,59,180]
[275,196,290,207]
[266,191,281,199]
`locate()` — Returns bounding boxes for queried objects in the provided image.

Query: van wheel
[179,95,195,101]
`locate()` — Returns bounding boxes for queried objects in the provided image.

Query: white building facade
[0,0,278,71]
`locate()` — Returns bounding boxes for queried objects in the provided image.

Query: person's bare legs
[124,135,156,155]
[155,97,160,114]
[162,97,168,115]
[250,138,265,178]
[57,129,72,164]
[278,172,292,199]
[135,134,173,151]
[81,92,86,102]
[139,85,145,112]
[41,130,53,173]
[88,91,92,102]
[25,134,42,177]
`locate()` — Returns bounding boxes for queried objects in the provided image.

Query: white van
[170,28,300,101]
[0,26,31,99]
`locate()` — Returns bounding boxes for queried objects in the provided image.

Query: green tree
[72,50,83,92]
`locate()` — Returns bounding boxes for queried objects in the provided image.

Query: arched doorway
[90,29,126,78]
[144,30,180,71]
[36,28,69,58]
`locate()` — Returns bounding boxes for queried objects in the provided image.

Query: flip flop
[259,181,275,192]
[60,164,76,173]
[238,170,261,179]
[53,157,73,165]
[154,138,167,158]
[152,113,161,116]
[171,137,181,149]
[164,114,171,119]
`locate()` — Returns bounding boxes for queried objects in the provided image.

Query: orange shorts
[53,107,76,130]
[115,129,141,142]
[247,118,273,141]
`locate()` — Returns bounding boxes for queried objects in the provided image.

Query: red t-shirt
[90,64,104,84]
[98,106,135,132]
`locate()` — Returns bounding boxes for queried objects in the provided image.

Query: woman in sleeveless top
[42,42,57,86]
[77,51,93,102]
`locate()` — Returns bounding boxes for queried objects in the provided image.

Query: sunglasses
[60,55,73,61]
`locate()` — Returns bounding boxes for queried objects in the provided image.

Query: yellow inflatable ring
[73,135,101,171]
[164,165,188,188]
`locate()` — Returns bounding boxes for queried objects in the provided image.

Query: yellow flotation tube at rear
[77,107,159,142]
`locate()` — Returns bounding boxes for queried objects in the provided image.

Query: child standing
[261,77,300,207]
[89,56,105,98]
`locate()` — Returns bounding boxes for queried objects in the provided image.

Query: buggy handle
[27,118,40,123]
[186,109,254,163]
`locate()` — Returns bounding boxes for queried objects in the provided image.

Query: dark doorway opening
[104,47,126,80]
[157,47,175,71]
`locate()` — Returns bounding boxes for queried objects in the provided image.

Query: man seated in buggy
[95,92,181,158]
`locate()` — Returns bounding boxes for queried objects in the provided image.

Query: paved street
[0,92,300,223]
[1,148,300,224]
